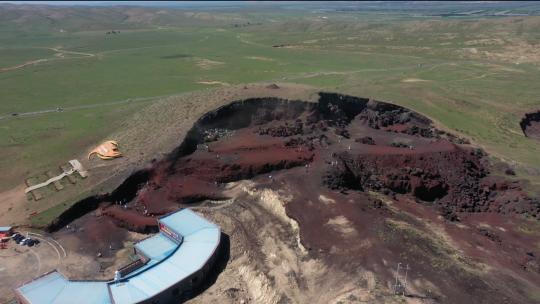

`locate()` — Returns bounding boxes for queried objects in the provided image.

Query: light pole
[402,264,410,296]
[393,262,401,295]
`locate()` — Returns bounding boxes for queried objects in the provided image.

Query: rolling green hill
[1,2,540,192]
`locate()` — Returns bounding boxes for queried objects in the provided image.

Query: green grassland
[0,47,55,67]
[1,4,540,194]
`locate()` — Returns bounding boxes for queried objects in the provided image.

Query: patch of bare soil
[197,81,230,86]
[0,185,26,226]
[195,58,225,70]
[460,40,540,64]
[44,93,540,303]
[245,56,276,62]
[401,78,430,83]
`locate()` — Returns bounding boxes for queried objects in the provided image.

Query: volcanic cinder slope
[521,110,540,141]
[49,93,540,303]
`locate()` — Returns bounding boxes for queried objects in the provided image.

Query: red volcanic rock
[102,205,158,233]
[135,128,315,214]
[324,140,538,220]
[257,119,304,137]
[355,136,375,145]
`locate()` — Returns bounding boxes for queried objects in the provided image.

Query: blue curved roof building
[15,209,221,304]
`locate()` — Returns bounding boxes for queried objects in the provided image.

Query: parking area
[0,230,65,303]
[0,226,146,302]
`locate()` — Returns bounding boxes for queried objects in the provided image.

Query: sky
[0,1,255,6]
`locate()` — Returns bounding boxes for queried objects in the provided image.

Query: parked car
[12,233,24,243]
[10,233,40,247]
[21,238,39,246]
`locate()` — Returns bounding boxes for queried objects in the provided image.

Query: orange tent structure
[88,140,123,160]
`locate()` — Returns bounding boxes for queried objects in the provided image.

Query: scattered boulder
[266,83,280,89]
[355,136,375,145]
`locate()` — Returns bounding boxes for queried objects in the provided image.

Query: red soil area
[53,211,128,259]
[103,205,157,232]
[135,128,314,215]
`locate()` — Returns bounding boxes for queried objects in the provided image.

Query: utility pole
[402,264,410,296]
[393,262,401,295]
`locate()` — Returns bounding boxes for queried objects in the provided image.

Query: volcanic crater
[48,93,540,303]
[521,110,540,141]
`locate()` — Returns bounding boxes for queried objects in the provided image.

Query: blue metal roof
[16,272,67,304]
[135,233,179,262]
[50,281,111,304]
[16,271,110,304]
[158,209,218,236]
[108,209,220,303]
[108,228,220,303]
[16,209,220,304]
